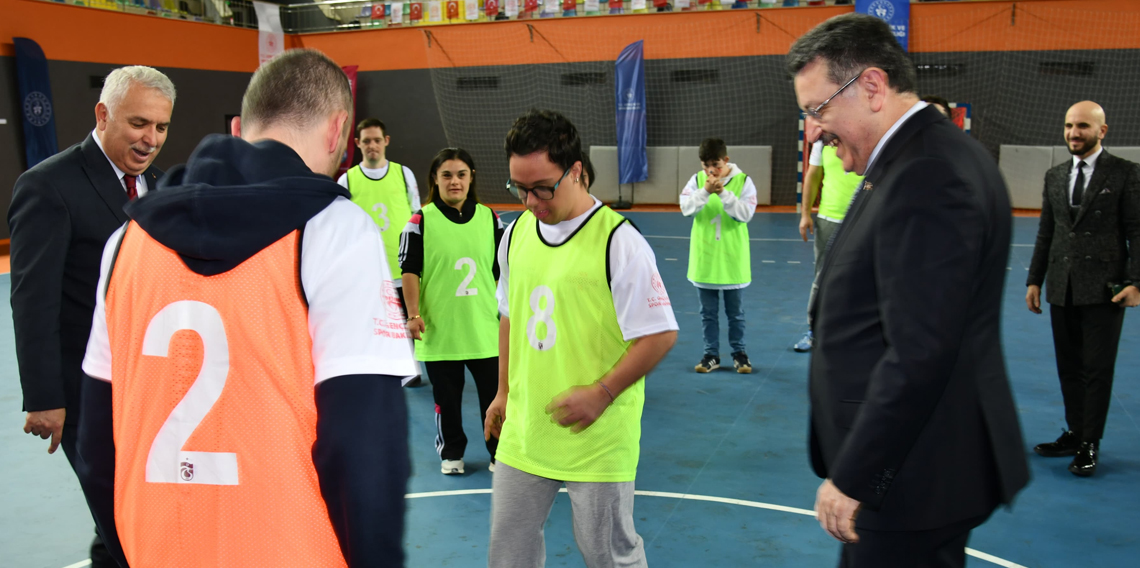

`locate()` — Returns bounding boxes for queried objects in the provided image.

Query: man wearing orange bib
[75,50,416,568]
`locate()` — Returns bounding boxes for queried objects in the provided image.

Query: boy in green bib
[680,138,757,374]
[399,148,503,476]
[484,110,678,568]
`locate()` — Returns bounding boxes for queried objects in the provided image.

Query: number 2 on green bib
[455,257,478,296]
[526,285,556,351]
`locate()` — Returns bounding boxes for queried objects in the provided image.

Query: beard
[1068,136,1097,156]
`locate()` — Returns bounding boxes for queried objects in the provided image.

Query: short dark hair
[921,95,951,112]
[356,118,387,137]
[699,138,728,163]
[241,49,353,132]
[581,152,596,189]
[786,13,918,95]
[504,109,583,172]
[426,147,479,204]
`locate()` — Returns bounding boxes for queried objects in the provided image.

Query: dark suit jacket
[9,133,161,425]
[808,106,1030,531]
[1027,150,1140,306]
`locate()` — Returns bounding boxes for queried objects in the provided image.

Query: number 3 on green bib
[527,285,556,351]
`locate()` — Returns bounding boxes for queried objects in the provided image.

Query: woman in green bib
[399,148,503,476]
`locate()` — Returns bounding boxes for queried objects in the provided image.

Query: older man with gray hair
[9,64,175,567]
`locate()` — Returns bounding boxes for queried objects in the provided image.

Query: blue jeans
[698,287,746,356]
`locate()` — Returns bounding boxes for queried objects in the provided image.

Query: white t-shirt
[495,197,679,342]
[808,140,824,167]
[82,197,420,385]
[336,162,422,213]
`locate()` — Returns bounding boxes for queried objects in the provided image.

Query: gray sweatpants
[488,461,647,568]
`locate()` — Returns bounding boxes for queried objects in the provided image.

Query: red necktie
[124,174,138,201]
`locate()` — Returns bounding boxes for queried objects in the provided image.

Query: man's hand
[1026,285,1042,314]
[24,408,66,454]
[799,215,814,242]
[407,317,426,340]
[546,384,611,433]
[1112,284,1140,307]
[815,479,861,544]
[484,393,507,441]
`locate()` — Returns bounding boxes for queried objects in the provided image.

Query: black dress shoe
[1034,429,1080,457]
[1069,441,1098,477]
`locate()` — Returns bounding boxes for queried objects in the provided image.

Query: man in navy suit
[9,65,175,567]
[788,14,1029,567]
[1027,101,1140,477]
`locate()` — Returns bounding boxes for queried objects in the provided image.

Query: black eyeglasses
[805,71,864,120]
[507,167,571,202]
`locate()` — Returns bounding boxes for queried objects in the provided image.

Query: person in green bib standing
[680,138,758,374]
[399,147,503,476]
[794,138,864,353]
[483,110,678,568]
[338,117,423,385]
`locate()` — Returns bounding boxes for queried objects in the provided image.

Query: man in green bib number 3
[484,110,678,568]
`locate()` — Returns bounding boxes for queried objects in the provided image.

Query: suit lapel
[80,133,130,224]
[1073,152,1111,227]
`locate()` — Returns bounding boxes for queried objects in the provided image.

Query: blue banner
[856,0,909,52]
[14,38,59,169]
[615,40,647,185]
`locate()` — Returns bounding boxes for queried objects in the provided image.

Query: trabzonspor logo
[869,0,895,21]
[23,91,52,127]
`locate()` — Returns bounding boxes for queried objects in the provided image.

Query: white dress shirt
[863,101,929,177]
[1069,146,1103,205]
[92,129,149,198]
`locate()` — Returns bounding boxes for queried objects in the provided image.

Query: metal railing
[38,0,875,35]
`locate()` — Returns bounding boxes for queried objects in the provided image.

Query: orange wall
[4,0,1139,73]
[1,0,259,72]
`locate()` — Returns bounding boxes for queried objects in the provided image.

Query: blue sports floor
[2,212,1137,568]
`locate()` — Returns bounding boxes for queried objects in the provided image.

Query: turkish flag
[410,2,423,19]
[563,0,574,9]
[446,0,458,18]
[609,0,621,7]
[486,0,499,15]
[372,3,386,17]
[525,0,538,11]
[653,0,666,6]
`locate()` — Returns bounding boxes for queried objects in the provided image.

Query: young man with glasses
[483,109,677,568]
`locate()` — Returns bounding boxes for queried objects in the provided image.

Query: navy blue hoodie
[75,134,409,568]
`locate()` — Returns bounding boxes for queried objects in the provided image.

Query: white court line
[787,261,801,264]
[761,260,777,263]
[664,258,678,261]
[62,490,1027,568]
[398,488,1027,568]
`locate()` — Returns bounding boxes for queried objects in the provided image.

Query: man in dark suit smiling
[787,14,1029,567]
[1027,101,1140,478]
[9,65,175,567]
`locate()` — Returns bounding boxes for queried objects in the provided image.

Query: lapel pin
[863,181,873,192]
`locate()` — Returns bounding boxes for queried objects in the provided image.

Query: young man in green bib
[338,118,423,386]
[399,148,503,476]
[483,110,677,568]
[794,139,864,353]
[337,118,421,293]
[680,138,757,374]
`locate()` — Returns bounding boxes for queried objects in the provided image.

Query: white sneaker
[441,459,465,475]
[488,461,496,473]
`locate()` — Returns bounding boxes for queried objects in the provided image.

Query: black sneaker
[694,355,720,373]
[1034,430,1080,457]
[732,352,752,374]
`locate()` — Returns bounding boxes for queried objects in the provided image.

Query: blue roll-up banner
[856,0,909,52]
[615,40,648,185]
[14,38,59,169]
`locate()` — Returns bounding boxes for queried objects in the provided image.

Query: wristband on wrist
[408,315,422,321]
[597,381,615,404]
